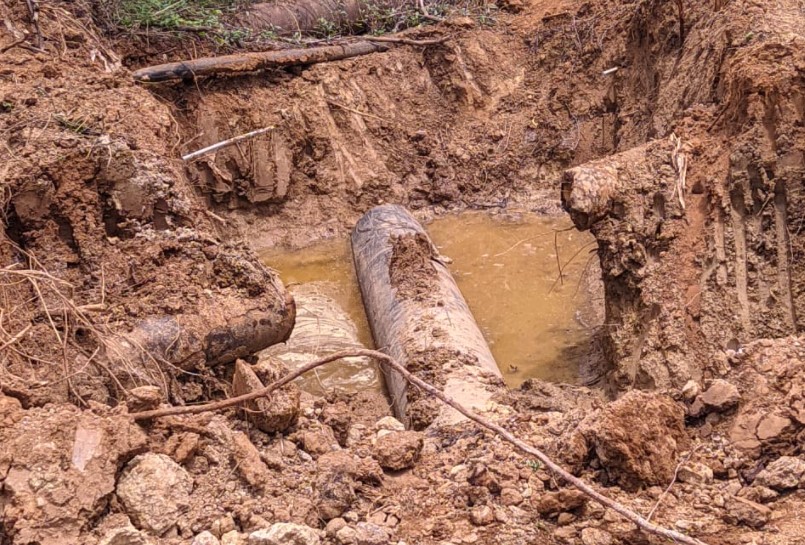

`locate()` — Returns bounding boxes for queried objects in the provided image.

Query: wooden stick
[130,348,709,545]
[182,127,274,161]
[133,41,387,83]
[367,35,446,45]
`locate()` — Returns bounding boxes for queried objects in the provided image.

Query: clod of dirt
[248,522,320,545]
[116,453,193,535]
[388,233,439,301]
[0,407,147,545]
[232,359,300,433]
[569,391,689,491]
[371,430,424,471]
[534,489,587,516]
[353,522,390,545]
[314,450,383,521]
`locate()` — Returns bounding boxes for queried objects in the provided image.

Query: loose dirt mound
[2,0,805,544]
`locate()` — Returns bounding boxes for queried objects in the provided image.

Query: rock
[372,431,423,471]
[221,531,245,545]
[724,496,771,528]
[211,515,236,538]
[729,412,763,453]
[335,526,357,545]
[375,416,405,432]
[469,505,495,526]
[248,523,320,545]
[0,408,147,545]
[680,380,699,401]
[738,486,779,504]
[696,380,741,413]
[193,531,221,545]
[98,526,151,545]
[556,512,576,526]
[754,456,805,490]
[126,386,163,412]
[580,527,613,545]
[572,391,689,490]
[499,487,523,506]
[116,453,193,535]
[325,518,347,537]
[755,414,793,442]
[534,490,587,515]
[231,432,271,488]
[233,359,300,433]
[677,462,714,485]
[354,522,388,545]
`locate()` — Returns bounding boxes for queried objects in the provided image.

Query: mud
[2,0,805,544]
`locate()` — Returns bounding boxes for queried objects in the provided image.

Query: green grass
[114,0,240,30]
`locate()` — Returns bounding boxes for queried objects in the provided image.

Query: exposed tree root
[130,348,710,545]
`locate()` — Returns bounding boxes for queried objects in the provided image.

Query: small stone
[372,431,423,471]
[325,518,347,537]
[193,531,221,545]
[248,523,320,545]
[681,380,699,401]
[354,522,388,545]
[469,505,494,526]
[221,531,245,545]
[375,416,405,432]
[724,497,771,529]
[336,526,357,545]
[231,432,271,488]
[580,527,613,545]
[738,486,779,504]
[499,487,523,506]
[556,512,576,526]
[98,526,150,545]
[697,380,741,412]
[211,515,236,538]
[754,456,805,490]
[127,386,163,412]
[116,453,192,535]
[678,462,714,485]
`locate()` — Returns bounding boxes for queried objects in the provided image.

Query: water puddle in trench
[258,211,601,393]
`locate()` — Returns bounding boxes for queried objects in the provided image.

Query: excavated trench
[257,210,603,400]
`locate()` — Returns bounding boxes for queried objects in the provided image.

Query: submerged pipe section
[351,204,502,426]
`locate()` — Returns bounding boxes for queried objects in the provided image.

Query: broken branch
[367,35,447,45]
[130,348,709,545]
[133,41,388,83]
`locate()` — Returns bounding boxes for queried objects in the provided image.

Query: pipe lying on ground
[351,204,503,427]
[132,41,387,83]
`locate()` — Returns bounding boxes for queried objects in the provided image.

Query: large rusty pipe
[351,205,502,425]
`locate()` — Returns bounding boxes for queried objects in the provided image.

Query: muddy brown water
[258,211,600,393]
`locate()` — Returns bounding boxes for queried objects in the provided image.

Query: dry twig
[182,127,274,161]
[130,348,709,545]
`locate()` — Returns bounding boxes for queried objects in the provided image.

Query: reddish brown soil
[2,0,805,544]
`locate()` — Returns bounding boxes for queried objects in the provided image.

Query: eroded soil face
[2,0,805,544]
